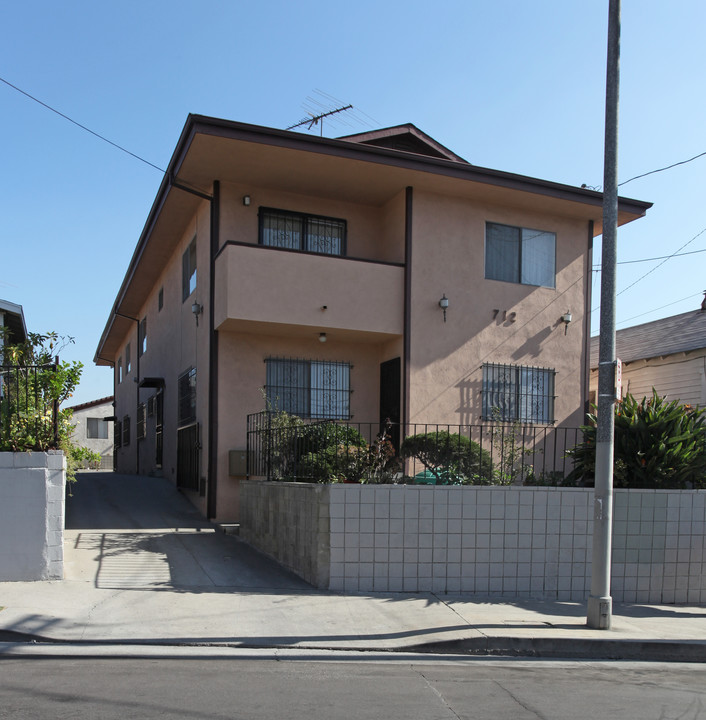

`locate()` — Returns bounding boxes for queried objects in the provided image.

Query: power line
[592,225,706,313]
[619,149,706,187]
[593,246,706,268]
[616,291,703,326]
[0,75,166,174]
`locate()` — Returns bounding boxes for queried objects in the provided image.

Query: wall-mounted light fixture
[439,294,449,322]
[242,195,251,207]
[192,302,203,326]
[561,309,572,335]
[319,332,327,343]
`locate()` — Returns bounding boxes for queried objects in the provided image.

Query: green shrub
[566,391,706,488]
[400,430,493,484]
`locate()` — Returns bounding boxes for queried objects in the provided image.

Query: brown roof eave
[186,115,653,217]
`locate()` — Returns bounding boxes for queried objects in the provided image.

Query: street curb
[405,636,706,663]
[2,629,705,663]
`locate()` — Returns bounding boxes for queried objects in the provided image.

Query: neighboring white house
[590,296,706,408]
[68,396,114,469]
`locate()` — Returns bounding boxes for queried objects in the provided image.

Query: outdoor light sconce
[242,195,251,207]
[561,309,572,335]
[319,332,327,343]
[192,302,203,326]
[439,294,449,322]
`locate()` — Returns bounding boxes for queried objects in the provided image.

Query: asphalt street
[1,652,705,720]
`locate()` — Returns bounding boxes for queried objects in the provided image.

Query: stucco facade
[96,117,650,522]
[67,396,115,469]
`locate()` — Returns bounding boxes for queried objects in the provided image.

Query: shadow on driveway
[66,471,312,593]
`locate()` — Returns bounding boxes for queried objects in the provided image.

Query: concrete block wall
[240,480,330,587]
[240,482,706,603]
[0,451,66,581]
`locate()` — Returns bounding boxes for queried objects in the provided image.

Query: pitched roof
[67,396,114,412]
[0,299,27,344]
[338,124,469,163]
[590,308,706,366]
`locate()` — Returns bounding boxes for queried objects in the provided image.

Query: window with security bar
[136,402,146,440]
[482,362,555,424]
[265,358,351,419]
[178,367,197,427]
[259,208,346,256]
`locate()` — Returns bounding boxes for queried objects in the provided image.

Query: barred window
[114,420,122,449]
[122,415,131,446]
[482,362,555,424]
[265,358,351,419]
[136,402,146,440]
[178,367,197,426]
[259,208,346,256]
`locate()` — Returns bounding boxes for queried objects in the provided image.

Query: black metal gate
[176,422,200,490]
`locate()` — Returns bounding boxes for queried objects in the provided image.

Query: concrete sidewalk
[1,472,704,661]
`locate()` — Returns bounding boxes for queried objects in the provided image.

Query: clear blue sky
[2,1,704,406]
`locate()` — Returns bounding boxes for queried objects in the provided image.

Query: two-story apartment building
[95,116,651,521]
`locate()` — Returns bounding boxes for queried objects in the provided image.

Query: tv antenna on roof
[286,90,378,137]
[287,104,353,136]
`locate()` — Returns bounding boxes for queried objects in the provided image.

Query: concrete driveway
[65,471,312,592]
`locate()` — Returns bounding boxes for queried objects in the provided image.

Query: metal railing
[0,361,59,451]
[246,411,582,486]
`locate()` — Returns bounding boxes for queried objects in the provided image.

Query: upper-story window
[182,236,197,301]
[117,357,123,384]
[125,343,131,374]
[485,222,556,289]
[259,208,346,256]
[138,317,147,356]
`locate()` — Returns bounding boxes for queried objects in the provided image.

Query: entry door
[379,357,401,453]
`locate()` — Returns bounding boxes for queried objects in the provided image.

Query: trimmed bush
[400,430,493,484]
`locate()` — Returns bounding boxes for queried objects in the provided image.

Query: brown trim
[207,180,220,520]
[214,239,405,267]
[583,220,594,419]
[187,115,652,215]
[403,187,413,427]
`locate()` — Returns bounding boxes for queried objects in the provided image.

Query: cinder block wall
[0,451,66,581]
[240,480,330,587]
[241,482,706,603]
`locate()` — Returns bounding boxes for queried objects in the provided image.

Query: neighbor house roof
[590,308,706,366]
[67,396,114,412]
[0,299,27,345]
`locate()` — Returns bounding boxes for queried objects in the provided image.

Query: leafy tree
[566,391,706,488]
[1,330,87,484]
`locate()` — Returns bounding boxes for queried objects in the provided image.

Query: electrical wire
[0,75,166,174]
[592,225,706,314]
[593,246,706,269]
[618,149,706,187]
[616,291,703,326]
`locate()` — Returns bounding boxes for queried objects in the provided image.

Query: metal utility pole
[587,0,620,630]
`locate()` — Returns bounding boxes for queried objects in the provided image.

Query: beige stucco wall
[113,200,212,514]
[70,401,114,466]
[408,191,589,427]
[219,181,405,264]
[214,330,398,521]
